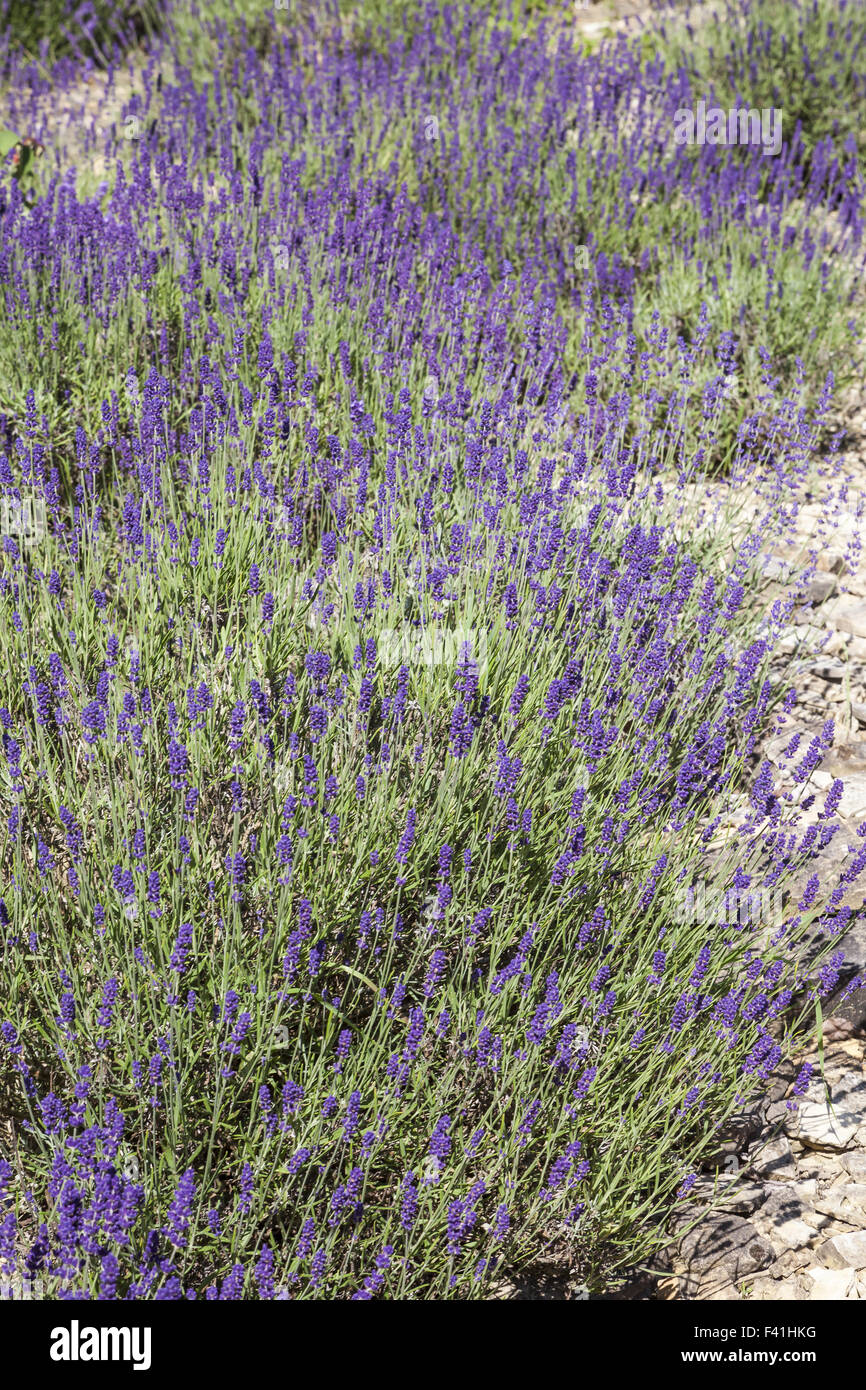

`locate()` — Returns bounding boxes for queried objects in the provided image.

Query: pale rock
[808,658,846,681]
[832,1070,866,1109]
[817,551,849,577]
[841,1153,866,1180]
[762,555,794,582]
[833,719,859,746]
[765,1247,812,1279]
[824,743,866,777]
[806,1265,858,1299]
[701,1282,743,1301]
[766,1218,818,1252]
[817,1230,866,1270]
[776,624,837,655]
[812,774,866,818]
[746,1274,810,1301]
[799,1210,832,1233]
[757,1190,827,1248]
[675,1215,774,1297]
[764,1100,792,1128]
[812,1185,866,1226]
[793,1072,866,1150]
[795,1152,856,1183]
[749,1134,798,1181]
[834,778,866,817]
[831,920,866,973]
[824,598,866,640]
[824,629,849,656]
[691,1177,766,1217]
[806,574,838,604]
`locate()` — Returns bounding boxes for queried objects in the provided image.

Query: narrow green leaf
[816,1000,825,1088]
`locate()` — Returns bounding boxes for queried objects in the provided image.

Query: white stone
[825,598,866,639]
[831,779,866,818]
[813,1186,866,1226]
[768,1218,817,1251]
[750,1133,798,1180]
[818,1231,866,1270]
[746,1274,809,1301]
[797,1104,861,1149]
[806,1266,858,1299]
[841,1153,866,1179]
[807,574,838,604]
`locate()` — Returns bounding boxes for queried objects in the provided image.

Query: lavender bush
[0,0,864,1300]
[653,0,866,158]
[0,0,160,74]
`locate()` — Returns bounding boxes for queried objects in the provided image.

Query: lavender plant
[0,0,861,473]
[0,0,161,75]
[653,0,866,159]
